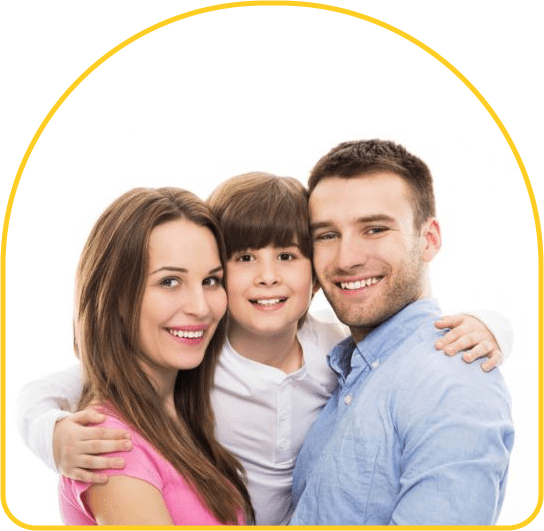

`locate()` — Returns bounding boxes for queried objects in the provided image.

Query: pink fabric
[59,412,244,525]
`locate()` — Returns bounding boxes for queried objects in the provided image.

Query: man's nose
[336,234,368,272]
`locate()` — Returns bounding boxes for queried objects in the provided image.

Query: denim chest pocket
[336,436,380,511]
[306,435,380,523]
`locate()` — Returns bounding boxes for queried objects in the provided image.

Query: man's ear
[420,217,441,262]
[312,277,321,295]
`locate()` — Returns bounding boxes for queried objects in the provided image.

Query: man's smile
[337,276,383,291]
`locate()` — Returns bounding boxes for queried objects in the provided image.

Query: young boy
[18,172,510,525]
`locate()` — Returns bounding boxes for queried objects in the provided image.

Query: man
[289,139,513,526]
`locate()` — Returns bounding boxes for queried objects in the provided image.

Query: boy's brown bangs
[208,173,312,260]
[225,197,312,259]
[225,211,311,259]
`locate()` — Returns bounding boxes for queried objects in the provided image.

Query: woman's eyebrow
[150,266,188,275]
[208,265,224,275]
[151,265,223,275]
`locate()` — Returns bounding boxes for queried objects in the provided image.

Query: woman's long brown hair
[74,187,254,524]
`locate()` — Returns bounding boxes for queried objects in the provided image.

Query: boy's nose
[255,261,281,286]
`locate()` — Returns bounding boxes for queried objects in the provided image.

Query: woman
[60,187,253,525]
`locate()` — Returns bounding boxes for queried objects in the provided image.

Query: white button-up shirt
[212,313,348,525]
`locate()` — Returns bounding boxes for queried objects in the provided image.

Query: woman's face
[138,218,227,390]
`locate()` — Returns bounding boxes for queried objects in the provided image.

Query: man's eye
[314,232,337,242]
[367,227,388,236]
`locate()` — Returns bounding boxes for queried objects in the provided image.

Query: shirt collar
[328,298,441,384]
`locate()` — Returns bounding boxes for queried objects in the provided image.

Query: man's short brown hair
[308,139,436,228]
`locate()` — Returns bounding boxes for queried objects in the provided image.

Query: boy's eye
[236,254,254,262]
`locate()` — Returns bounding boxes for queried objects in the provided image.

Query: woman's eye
[278,252,296,261]
[236,254,254,262]
[203,276,223,288]
[160,277,180,288]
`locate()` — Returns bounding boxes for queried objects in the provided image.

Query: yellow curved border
[1,1,542,530]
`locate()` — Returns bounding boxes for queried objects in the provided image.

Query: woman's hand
[434,314,503,372]
[53,408,132,483]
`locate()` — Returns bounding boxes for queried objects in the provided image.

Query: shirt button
[344,395,353,405]
[372,359,380,369]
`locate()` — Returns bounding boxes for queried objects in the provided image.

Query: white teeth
[169,329,204,338]
[340,277,380,290]
[254,298,283,305]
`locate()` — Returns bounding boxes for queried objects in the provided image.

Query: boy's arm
[435,310,513,371]
[17,364,83,470]
[17,364,131,482]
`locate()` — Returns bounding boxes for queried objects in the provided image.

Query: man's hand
[53,408,132,483]
[434,314,503,372]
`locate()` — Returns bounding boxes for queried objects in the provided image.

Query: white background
[0,1,542,530]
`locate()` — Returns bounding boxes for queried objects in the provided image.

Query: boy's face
[225,243,315,338]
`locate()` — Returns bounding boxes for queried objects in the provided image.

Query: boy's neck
[227,322,303,374]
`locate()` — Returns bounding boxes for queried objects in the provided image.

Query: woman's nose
[181,285,212,319]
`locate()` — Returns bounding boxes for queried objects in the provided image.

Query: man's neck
[349,292,432,345]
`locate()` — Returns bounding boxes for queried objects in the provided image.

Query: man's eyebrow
[310,214,396,233]
[310,221,333,233]
[355,214,397,224]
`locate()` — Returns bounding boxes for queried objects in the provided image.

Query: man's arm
[390,358,514,525]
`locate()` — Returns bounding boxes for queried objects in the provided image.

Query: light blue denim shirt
[290,298,514,526]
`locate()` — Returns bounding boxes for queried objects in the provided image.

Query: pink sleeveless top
[59,413,245,525]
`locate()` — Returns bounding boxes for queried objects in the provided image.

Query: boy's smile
[249,296,288,310]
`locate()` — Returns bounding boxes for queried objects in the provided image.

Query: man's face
[309,172,436,343]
